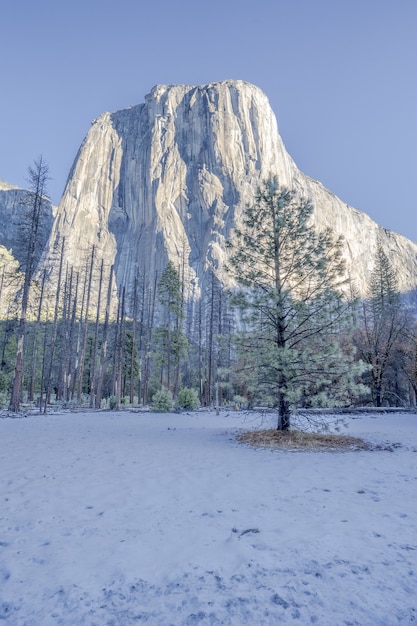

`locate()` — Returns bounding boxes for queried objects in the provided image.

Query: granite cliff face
[0,179,54,268]
[0,180,55,315]
[34,81,417,307]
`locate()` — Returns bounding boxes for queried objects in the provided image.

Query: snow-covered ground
[0,409,416,625]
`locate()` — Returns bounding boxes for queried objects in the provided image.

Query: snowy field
[0,409,416,625]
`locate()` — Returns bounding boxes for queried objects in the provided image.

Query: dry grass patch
[237,429,370,451]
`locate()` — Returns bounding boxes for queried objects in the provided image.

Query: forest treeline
[1,163,417,422]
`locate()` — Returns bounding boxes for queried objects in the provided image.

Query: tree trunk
[28,269,47,402]
[96,266,113,408]
[277,389,291,431]
[130,276,138,405]
[115,286,126,410]
[143,273,157,407]
[66,270,79,401]
[10,156,49,412]
[77,246,95,403]
[89,258,104,408]
[43,238,65,412]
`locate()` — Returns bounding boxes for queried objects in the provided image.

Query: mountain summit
[28,80,417,306]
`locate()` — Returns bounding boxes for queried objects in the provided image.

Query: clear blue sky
[1,0,416,242]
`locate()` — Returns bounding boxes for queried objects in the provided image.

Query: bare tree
[89,258,105,408]
[64,269,80,402]
[76,246,95,403]
[43,238,65,412]
[28,269,47,402]
[10,156,50,412]
[95,266,113,408]
[115,286,126,409]
[129,276,139,405]
[142,273,158,407]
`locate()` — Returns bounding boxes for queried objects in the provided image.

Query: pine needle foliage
[354,241,404,406]
[226,177,367,430]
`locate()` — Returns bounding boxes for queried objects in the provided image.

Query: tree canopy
[227,177,368,429]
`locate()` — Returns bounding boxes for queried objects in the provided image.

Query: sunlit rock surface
[34,81,417,307]
[0,180,54,268]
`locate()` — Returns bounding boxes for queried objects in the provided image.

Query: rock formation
[0,179,54,268]
[7,81,417,312]
[0,180,55,316]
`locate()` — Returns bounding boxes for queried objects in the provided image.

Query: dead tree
[10,156,50,411]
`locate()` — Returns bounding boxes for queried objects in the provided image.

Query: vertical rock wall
[40,81,417,311]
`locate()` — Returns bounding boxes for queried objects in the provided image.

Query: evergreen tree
[227,176,367,429]
[354,242,404,406]
[155,261,188,394]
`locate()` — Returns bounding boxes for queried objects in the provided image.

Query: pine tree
[155,261,188,395]
[354,242,404,406]
[227,176,366,429]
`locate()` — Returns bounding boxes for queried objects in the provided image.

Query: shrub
[0,391,8,409]
[151,388,174,412]
[177,387,200,410]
